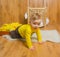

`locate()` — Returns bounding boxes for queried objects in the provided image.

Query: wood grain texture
[0,0,60,26]
[0,0,27,25]
[0,36,60,57]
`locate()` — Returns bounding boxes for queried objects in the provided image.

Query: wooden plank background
[0,0,27,26]
[0,0,60,26]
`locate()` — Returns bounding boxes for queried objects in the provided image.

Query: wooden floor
[0,37,60,57]
[0,24,60,57]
